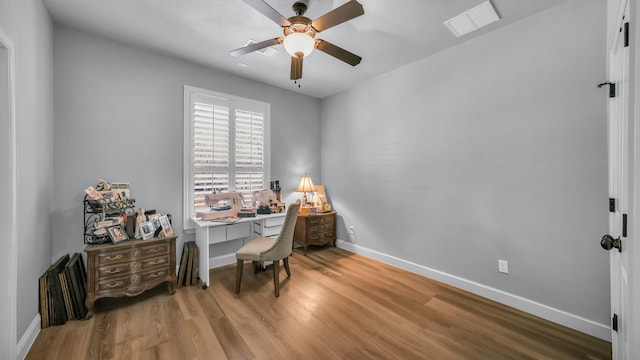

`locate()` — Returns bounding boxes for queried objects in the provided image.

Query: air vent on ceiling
[444,1,500,37]
[245,40,278,57]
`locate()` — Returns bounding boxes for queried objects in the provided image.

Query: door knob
[601,234,622,252]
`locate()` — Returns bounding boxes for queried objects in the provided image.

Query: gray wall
[321,0,610,325]
[52,26,321,262]
[0,0,54,345]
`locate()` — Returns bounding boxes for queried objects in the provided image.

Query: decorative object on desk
[238,208,257,217]
[138,221,155,240]
[270,180,282,202]
[84,186,101,200]
[106,224,129,244]
[125,213,136,238]
[148,212,162,230]
[95,178,111,191]
[110,182,130,200]
[296,173,315,207]
[134,208,145,239]
[159,214,174,236]
[311,184,331,213]
[257,204,272,214]
[196,192,243,220]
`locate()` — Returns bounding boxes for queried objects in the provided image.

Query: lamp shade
[296,174,316,193]
[283,32,315,57]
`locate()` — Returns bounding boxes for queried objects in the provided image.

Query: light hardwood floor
[27,247,611,359]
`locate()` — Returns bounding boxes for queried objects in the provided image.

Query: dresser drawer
[96,249,133,266]
[97,274,131,293]
[98,254,169,276]
[133,243,171,258]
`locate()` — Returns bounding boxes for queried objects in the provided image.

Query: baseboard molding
[17,314,40,360]
[336,240,611,341]
[209,253,237,269]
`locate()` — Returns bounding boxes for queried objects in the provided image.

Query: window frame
[183,85,270,232]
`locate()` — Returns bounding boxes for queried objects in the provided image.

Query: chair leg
[283,257,291,277]
[273,259,280,297]
[235,259,244,294]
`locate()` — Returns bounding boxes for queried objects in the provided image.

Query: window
[183,86,270,230]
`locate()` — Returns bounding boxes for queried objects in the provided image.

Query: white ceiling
[42,0,567,98]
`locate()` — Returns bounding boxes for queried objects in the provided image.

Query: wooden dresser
[293,211,336,254]
[84,235,177,314]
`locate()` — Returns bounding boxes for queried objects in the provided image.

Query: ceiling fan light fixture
[283,32,315,57]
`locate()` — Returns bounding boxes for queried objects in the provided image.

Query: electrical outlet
[498,260,509,274]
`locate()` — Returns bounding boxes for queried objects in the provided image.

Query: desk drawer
[209,222,252,244]
[255,226,282,237]
[264,217,285,228]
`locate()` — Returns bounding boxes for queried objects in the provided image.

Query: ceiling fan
[230,0,364,84]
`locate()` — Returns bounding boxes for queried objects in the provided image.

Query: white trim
[17,315,40,360]
[336,240,611,341]
[0,27,18,360]
[183,85,271,233]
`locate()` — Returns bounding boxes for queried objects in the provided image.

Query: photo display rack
[83,194,136,244]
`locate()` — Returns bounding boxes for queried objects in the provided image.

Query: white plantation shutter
[235,109,265,203]
[184,87,270,229]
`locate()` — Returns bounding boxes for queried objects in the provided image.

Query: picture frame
[148,213,162,229]
[138,221,155,240]
[106,224,129,244]
[158,214,174,237]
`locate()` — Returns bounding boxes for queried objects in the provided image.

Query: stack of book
[39,253,88,328]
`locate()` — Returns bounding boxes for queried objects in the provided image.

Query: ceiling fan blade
[290,55,303,80]
[230,38,283,56]
[241,0,291,27]
[315,39,361,66]
[311,0,364,32]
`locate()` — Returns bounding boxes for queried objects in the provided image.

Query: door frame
[0,26,17,359]
[630,0,640,357]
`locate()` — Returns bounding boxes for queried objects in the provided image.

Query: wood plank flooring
[26,247,611,359]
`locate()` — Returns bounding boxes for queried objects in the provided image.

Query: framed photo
[158,215,174,236]
[106,224,129,244]
[138,221,155,240]
[148,213,162,229]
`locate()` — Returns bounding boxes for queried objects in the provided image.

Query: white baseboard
[336,239,611,341]
[17,314,40,360]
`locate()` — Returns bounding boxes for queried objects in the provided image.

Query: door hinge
[624,22,629,47]
[623,213,628,237]
[613,313,618,332]
[598,82,616,98]
[609,198,616,212]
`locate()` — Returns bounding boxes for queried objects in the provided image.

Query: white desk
[192,212,287,287]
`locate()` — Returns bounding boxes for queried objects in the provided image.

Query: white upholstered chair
[235,200,300,297]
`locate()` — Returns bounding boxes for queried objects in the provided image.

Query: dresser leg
[167,279,176,294]
[85,296,95,319]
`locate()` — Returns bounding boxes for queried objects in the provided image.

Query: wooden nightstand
[84,235,177,315]
[293,211,336,254]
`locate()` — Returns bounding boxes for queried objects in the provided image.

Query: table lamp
[296,173,315,207]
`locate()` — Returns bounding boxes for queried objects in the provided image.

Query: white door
[602,0,631,358]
